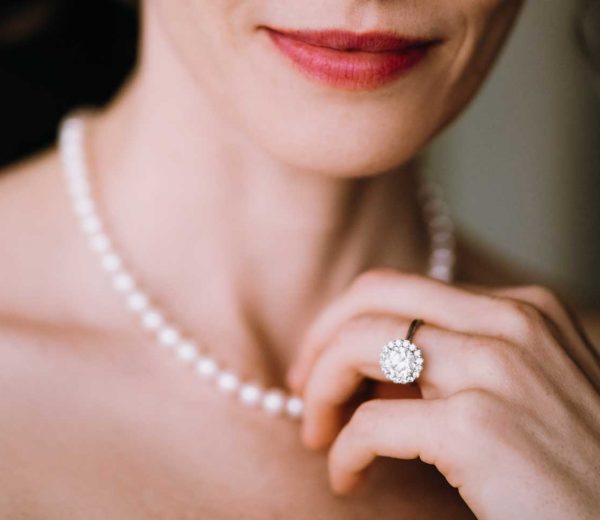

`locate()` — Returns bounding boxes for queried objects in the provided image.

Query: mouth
[261,27,440,91]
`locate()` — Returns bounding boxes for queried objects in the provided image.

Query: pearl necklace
[58,111,456,421]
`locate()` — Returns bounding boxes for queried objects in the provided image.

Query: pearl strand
[58,112,455,421]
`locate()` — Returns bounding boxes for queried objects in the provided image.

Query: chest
[2,339,474,519]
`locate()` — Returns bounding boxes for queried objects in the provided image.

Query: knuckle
[353,268,390,289]
[476,340,516,375]
[521,284,564,311]
[330,314,372,346]
[448,389,501,435]
[352,268,398,291]
[445,390,520,471]
[501,298,545,340]
[476,340,531,393]
[347,399,384,438]
[346,313,378,332]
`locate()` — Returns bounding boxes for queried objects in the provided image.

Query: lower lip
[265,29,433,91]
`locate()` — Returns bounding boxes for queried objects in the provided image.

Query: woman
[0,1,598,518]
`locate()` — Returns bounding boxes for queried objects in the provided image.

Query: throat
[218,165,431,377]
[81,93,434,390]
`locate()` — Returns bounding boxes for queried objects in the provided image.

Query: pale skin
[0,0,598,518]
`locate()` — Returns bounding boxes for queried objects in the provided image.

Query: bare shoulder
[0,313,113,517]
[0,148,78,319]
[0,146,62,218]
[0,146,64,252]
[0,316,55,389]
[0,149,95,399]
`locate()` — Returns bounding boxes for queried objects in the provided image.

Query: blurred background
[429,0,600,305]
[0,0,598,304]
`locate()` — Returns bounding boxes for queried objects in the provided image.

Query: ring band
[379,319,424,384]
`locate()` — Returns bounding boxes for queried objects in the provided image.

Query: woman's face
[150,0,524,177]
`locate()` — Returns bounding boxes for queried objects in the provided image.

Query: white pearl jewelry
[113,273,134,292]
[141,310,164,330]
[286,396,305,418]
[158,326,180,347]
[217,371,240,393]
[196,357,219,378]
[58,111,455,421]
[239,384,263,406]
[176,342,199,362]
[127,292,149,312]
[262,390,286,415]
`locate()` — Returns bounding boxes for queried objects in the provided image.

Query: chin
[248,118,427,178]
[229,86,444,178]
[202,32,456,178]
[149,0,523,178]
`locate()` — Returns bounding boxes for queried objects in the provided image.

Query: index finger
[288,271,510,393]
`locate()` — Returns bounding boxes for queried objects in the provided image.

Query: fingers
[301,314,513,448]
[466,284,600,388]
[293,273,599,500]
[288,270,539,394]
[289,271,488,391]
[465,283,584,345]
[328,398,443,494]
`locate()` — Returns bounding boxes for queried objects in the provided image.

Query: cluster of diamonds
[379,339,424,384]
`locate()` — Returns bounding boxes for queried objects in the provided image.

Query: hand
[288,269,600,519]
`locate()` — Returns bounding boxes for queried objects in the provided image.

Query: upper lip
[263,27,437,53]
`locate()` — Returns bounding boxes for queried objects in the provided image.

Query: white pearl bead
[285,396,304,418]
[262,390,285,415]
[196,357,218,378]
[432,247,454,263]
[113,272,134,292]
[61,118,84,140]
[68,178,90,198]
[432,230,454,247]
[63,153,84,174]
[80,215,102,234]
[176,342,198,362]
[430,214,454,232]
[61,134,80,154]
[418,181,442,202]
[127,291,149,312]
[101,253,122,272]
[423,198,448,216]
[239,384,262,406]
[429,264,452,282]
[157,326,180,347]
[217,371,239,393]
[74,196,95,216]
[142,309,164,330]
[89,233,111,253]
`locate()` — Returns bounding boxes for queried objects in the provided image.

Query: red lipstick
[264,27,438,90]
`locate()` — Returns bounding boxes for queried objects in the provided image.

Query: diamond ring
[379,319,425,384]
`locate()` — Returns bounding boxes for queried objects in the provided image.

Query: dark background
[0,0,137,168]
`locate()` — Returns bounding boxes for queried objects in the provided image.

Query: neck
[86,12,430,380]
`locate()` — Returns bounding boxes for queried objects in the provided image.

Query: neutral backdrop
[429,0,600,305]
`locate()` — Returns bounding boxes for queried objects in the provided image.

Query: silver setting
[379,339,424,384]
